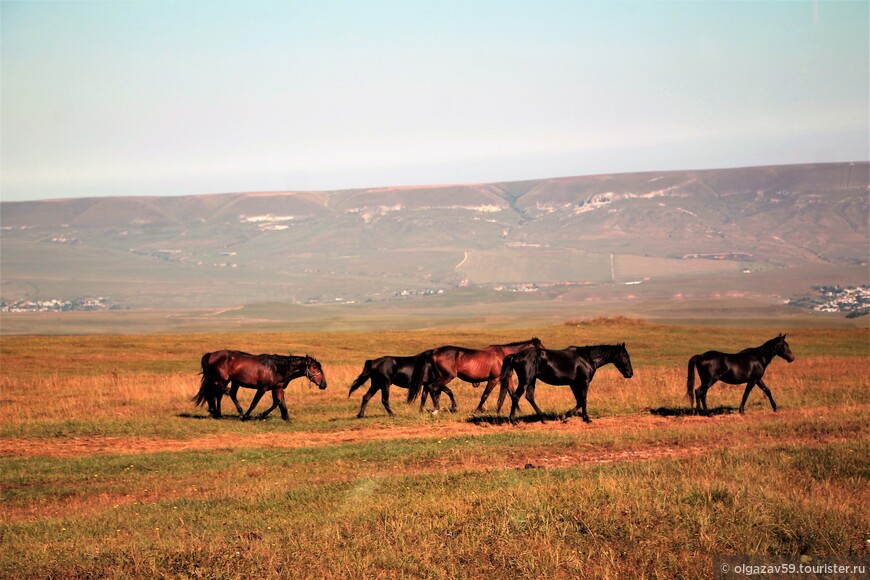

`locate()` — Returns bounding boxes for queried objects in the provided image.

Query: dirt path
[3,406,865,524]
[2,406,864,459]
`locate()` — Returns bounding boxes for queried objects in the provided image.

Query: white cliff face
[239,214,297,231]
[346,203,506,223]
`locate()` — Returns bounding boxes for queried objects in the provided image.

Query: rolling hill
[1,162,867,318]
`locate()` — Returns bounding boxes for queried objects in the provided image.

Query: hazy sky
[2,0,868,201]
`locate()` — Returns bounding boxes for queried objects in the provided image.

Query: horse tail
[499,353,516,397]
[686,355,700,407]
[348,361,372,397]
[407,350,433,404]
[494,353,518,412]
[192,352,213,407]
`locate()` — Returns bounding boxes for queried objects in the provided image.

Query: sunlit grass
[0,321,867,577]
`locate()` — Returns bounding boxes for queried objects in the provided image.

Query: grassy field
[1,319,868,578]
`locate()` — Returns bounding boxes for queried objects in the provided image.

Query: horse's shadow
[468,412,563,426]
[648,406,737,417]
[177,412,214,420]
[177,412,270,421]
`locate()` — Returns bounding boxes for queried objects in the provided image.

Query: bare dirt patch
[2,406,866,524]
[2,405,863,460]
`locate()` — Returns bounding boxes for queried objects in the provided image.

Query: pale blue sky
[2,0,868,201]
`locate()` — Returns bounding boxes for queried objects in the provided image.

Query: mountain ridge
[1,162,867,312]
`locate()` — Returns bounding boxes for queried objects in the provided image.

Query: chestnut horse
[406,338,543,413]
[687,334,794,414]
[194,350,327,421]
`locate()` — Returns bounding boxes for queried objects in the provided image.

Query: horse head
[305,355,328,390]
[775,334,795,363]
[615,343,634,378]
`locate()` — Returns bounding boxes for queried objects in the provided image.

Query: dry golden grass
[0,322,867,578]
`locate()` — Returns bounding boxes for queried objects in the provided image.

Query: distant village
[4,285,868,317]
[787,285,870,317]
[0,297,115,313]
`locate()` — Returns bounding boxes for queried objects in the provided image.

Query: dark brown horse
[194,350,327,421]
[347,352,454,417]
[500,344,634,423]
[406,338,543,413]
[687,334,794,414]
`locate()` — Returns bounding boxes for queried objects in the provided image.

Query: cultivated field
[1,319,868,578]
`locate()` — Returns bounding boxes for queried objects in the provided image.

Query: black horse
[687,334,794,414]
[348,353,456,417]
[194,350,327,421]
[500,344,634,423]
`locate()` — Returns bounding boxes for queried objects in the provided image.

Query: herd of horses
[193,334,795,423]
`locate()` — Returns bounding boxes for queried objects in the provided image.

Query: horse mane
[256,354,302,377]
[497,337,541,347]
[739,335,784,356]
[568,344,625,364]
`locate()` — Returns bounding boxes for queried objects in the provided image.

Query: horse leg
[209,379,228,418]
[228,382,244,416]
[700,386,710,414]
[442,386,458,412]
[474,378,497,413]
[496,375,515,415]
[693,383,708,415]
[696,375,715,415]
[258,388,288,421]
[756,378,777,412]
[380,382,396,417]
[274,388,289,421]
[241,388,268,421]
[524,378,547,422]
[419,385,429,411]
[738,381,757,414]
[694,366,714,415]
[430,388,444,414]
[579,381,591,423]
[422,377,450,414]
[259,402,277,418]
[357,382,381,418]
[563,380,587,421]
[509,381,526,424]
[206,388,219,418]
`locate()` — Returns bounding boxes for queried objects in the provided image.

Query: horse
[347,353,456,417]
[193,350,327,421]
[500,344,634,423]
[406,338,544,413]
[686,334,794,414]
